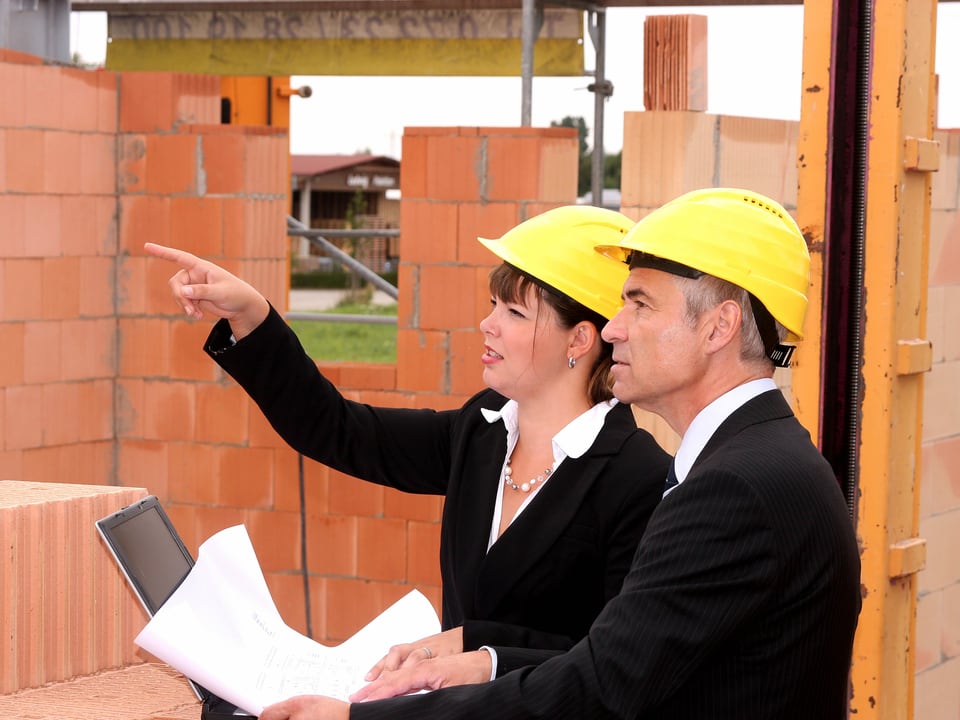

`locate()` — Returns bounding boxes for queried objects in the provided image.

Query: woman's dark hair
[489,263,614,405]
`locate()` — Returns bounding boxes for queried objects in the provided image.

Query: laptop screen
[96,495,194,616]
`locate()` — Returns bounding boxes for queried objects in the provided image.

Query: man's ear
[704,300,742,354]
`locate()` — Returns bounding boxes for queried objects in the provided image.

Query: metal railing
[286,215,399,325]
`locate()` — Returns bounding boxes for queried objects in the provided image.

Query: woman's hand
[143,242,270,340]
[351,649,493,702]
[259,695,349,720]
[363,626,464,682]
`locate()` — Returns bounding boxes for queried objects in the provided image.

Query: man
[260,188,862,720]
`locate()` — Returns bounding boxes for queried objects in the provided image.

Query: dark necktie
[663,462,679,495]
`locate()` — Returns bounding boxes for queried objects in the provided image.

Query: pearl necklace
[503,455,552,493]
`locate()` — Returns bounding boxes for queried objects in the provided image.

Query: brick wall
[915,128,960,720]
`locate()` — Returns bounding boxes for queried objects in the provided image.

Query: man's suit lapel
[692,389,794,470]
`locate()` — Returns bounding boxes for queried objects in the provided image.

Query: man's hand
[143,242,270,340]
[258,695,350,720]
[364,626,464,681]
[350,649,492,702]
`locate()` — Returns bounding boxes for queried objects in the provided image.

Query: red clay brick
[16,500,42,689]
[449,328,486,398]
[0,197,26,258]
[41,499,69,681]
[299,462,330,517]
[80,132,117,195]
[193,504,247,549]
[23,321,61,384]
[115,377,145,438]
[396,328,448,393]
[41,257,81,320]
[145,134,198,195]
[169,319,220,382]
[142,379,196,442]
[357,516,407,582]
[96,69,119,134]
[0,128,6,193]
[0,59,26,127]
[218,446,275,509]
[406,519,442,586]
[396,263,417,330]
[5,128,45,193]
[62,197,99,257]
[425,135,484,201]
[0,501,20,692]
[399,200,458,264]
[59,66,101,133]
[57,440,113,486]
[60,319,116,381]
[306,513,357,577]
[119,195,172,254]
[539,137,579,202]
[307,575,328,642]
[43,130,83,194]
[22,63,63,129]
[117,134,147,193]
[24,194,62,258]
[120,72,175,132]
[383,486,442,523]
[324,576,385,642]
[248,509,301,572]
[400,134,427,199]
[201,132,246,194]
[327,471,384,517]
[485,135,541,201]
[167,441,219,505]
[265,571,309,636]
[419,264,479,332]
[337,363,396,391]
[118,317,172,378]
[194,382,249,444]
[169,196,223,258]
[0,323,25,386]
[271,448,305,513]
[118,439,171,500]
[244,134,287,195]
[172,73,221,127]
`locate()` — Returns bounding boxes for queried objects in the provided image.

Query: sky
[70,4,960,159]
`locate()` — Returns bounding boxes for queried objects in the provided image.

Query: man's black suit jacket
[205,309,671,673]
[349,389,862,719]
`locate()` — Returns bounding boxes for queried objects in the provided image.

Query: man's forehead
[623,266,674,292]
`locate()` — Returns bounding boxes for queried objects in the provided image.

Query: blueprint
[135,524,441,716]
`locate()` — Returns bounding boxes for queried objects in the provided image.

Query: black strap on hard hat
[748,293,794,368]
[627,251,704,279]
[628,252,794,368]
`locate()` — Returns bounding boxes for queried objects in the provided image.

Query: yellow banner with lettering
[105,8,585,76]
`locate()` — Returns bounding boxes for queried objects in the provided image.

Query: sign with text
[105,8,585,76]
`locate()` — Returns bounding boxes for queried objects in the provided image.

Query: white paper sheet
[135,524,441,716]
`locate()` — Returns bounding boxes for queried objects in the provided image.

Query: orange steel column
[796,1,936,718]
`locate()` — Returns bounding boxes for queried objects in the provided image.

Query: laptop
[96,495,251,718]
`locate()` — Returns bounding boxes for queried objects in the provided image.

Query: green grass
[290,302,398,363]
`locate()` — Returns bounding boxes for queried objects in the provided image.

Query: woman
[145,205,670,684]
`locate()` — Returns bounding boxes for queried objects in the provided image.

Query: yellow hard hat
[478,205,633,320]
[595,188,811,338]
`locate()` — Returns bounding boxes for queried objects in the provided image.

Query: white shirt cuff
[479,646,498,681]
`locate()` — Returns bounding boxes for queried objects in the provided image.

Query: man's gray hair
[674,274,787,366]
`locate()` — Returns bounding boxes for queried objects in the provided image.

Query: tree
[550,116,622,199]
